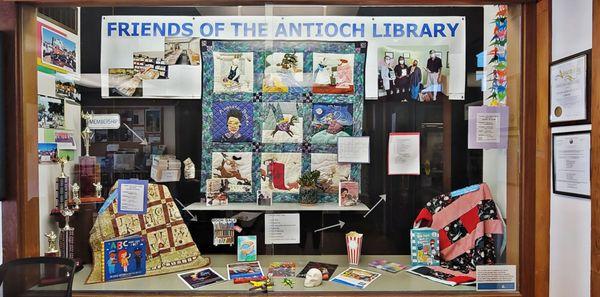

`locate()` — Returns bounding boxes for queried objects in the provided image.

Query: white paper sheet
[264,213,300,244]
[388,133,420,175]
[337,136,370,163]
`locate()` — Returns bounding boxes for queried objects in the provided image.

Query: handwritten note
[264,213,300,244]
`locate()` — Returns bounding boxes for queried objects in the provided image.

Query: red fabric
[447,275,475,284]
[269,162,288,190]
[438,228,452,250]
[413,208,433,228]
[460,207,480,233]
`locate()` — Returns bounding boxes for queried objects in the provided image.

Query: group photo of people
[378,45,449,102]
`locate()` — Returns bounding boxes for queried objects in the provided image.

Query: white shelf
[184,202,369,212]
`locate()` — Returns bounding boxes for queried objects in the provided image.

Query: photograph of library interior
[0,0,599,296]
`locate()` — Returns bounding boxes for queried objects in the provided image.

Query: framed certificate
[549,51,590,125]
[552,131,591,198]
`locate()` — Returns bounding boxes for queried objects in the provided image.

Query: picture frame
[385,52,394,59]
[552,131,591,199]
[145,108,161,133]
[549,51,591,126]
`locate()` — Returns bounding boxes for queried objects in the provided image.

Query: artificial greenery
[298,170,320,188]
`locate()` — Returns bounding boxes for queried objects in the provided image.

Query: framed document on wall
[549,52,590,125]
[552,131,591,198]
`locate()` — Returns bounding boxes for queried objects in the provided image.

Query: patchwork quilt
[86,183,210,283]
[200,40,367,203]
[412,183,505,285]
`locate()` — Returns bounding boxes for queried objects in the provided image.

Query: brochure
[226,261,264,280]
[331,267,381,289]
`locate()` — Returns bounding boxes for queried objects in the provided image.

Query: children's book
[102,236,146,281]
[268,262,296,277]
[227,261,264,280]
[237,235,257,262]
[177,267,225,289]
[410,228,440,266]
[368,259,408,273]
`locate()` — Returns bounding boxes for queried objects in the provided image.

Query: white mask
[304,268,323,287]
[430,54,435,58]
[399,60,405,64]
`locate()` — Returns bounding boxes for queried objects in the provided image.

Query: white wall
[549,0,592,295]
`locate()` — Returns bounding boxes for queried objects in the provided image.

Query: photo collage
[200,40,367,204]
[109,37,201,97]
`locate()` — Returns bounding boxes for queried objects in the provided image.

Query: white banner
[101,16,465,99]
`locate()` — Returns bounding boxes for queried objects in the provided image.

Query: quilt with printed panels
[201,39,367,203]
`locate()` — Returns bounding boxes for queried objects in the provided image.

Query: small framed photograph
[385,52,394,59]
[256,189,272,206]
[550,51,590,125]
[145,108,162,133]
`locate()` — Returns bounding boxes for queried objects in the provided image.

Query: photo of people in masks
[378,46,449,102]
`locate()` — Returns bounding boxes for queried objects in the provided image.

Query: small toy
[282,278,295,289]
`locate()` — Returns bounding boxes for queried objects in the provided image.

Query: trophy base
[80,196,105,203]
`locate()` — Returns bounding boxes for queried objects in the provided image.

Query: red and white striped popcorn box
[346,231,363,265]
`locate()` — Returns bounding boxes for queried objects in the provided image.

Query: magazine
[177,268,225,289]
[226,261,264,280]
[268,262,296,277]
[331,267,381,289]
[296,261,338,280]
[368,259,407,273]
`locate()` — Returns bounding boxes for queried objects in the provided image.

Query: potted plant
[298,170,321,205]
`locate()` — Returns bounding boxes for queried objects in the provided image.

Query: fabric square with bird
[261,102,303,143]
[211,152,253,193]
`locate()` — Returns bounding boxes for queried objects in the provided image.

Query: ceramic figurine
[304,268,323,287]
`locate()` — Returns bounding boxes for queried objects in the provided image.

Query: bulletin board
[200,40,367,203]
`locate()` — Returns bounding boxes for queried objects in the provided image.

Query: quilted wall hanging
[201,40,367,203]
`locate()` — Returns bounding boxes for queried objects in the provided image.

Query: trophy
[75,112,104,203]
[70,183,81,210]
[52,158,70,215]
[59,208,75,259]
[44,231,59,257]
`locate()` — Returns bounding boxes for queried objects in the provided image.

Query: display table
[70,254,478,296]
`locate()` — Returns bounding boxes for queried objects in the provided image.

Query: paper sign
[468,106,509,149]
[388,132,420,175]
[265,213,300,244]
[476,265,516,291]
[88,114,121,129]
[337,136,370,163]
[117,179,148,214]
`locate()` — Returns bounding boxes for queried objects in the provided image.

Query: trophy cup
[75,112,104,203]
